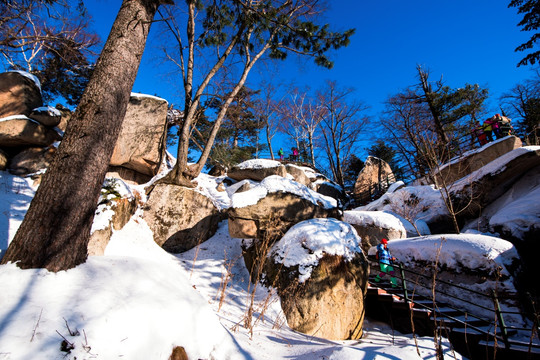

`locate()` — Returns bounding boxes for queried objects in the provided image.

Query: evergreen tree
[367,140,405,181]
[342,154,364,191]
[509,0,540,66]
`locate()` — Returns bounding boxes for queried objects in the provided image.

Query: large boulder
[0,117,62,147]
[451,146,540,220]
[227,159,287,182]
[344,210,407,253]
[143,183,223,253]
[353,156,395,205]
[227,176,341,239]
[8,147,55,176]
[110,94,168,177]
[29,106,62,127]
[432,136,522,186]
[284,164,312,187]
[314,181,348,206]
[264,219,369,340]
[0,71,42,118]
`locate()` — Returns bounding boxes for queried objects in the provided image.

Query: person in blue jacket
[374,238,398,287]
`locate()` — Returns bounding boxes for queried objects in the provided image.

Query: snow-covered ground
[0,170,463,359]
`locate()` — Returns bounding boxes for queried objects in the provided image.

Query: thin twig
[30,308,43,342]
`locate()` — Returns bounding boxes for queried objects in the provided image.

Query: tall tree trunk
[417,66,449,147]
[265,121,275,160]
[1,0,169,272]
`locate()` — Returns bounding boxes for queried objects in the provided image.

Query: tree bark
[1,0,169,271]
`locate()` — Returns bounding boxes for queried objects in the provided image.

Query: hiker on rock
[483,118,494,142]
[374,238,398,287]
[473,121,488,146]
[278,148,284,161]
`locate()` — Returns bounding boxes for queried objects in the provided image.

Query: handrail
[367,257,540,351]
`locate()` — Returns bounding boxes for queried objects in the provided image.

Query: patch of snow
[0,114,35,123]
[387,180,405,193]
[231,175,337,209]
[381,234,518,278]
[194,173,232,210]
[269,218,362,283]
[130,92,167,103]
[344,210,405,233]
[489,185,540,239]
[234,159,282,169]
[32,105,61,117]
[356,184,449,224]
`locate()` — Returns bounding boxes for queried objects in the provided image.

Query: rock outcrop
[143,183,223,253]
[451,146,540,220]
[88,179,141,256]
[109,94,168,179]
[353,156,395,205]
[431,136,522,186]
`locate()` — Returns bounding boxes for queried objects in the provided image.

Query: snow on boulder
[228,175,339,239]
[373,234,523,326]
[428,135,522,186]
[227,159,287,182]
[356,184,452,233]
[265,218,369,340]
[29,105,62,127]
[451,146,540,220]
[344,210,407,253]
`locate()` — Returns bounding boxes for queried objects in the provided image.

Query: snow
[130,92,167,103]
[32,106,62,117]
[355,184,449,225]
[234,159,282,170]
[344,210,406,234]
[381,234,518,277]
[230,175,337,209]
[269,218,362,283]
[0,114,36,123]
[0,169,463,359]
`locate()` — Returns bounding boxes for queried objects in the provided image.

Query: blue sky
[87,0,536,156]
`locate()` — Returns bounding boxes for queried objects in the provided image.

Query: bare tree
[318,81,369,188]
[277,86,324,166]
[255,80,283,160]
[1,0,172,271]
[0,0,99,104]
[156,0,354,186]
[500,70,540,144]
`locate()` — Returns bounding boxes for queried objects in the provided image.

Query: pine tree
[509,0,540,66]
